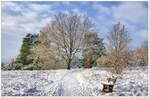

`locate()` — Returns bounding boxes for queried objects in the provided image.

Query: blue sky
[1,1,148,63]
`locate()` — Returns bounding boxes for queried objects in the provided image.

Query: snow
[1,66,148,96]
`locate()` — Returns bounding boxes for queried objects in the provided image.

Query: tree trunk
[67,65,70,70]
[67,60,71,70]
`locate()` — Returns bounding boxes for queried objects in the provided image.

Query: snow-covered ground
[1,66,148,96]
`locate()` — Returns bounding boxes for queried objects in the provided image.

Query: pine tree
[16,33,39,65]
[82,32,105,68]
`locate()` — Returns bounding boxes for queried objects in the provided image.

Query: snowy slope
[1,66,148,96]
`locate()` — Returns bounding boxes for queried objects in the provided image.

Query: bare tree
[107,22,131,74]
[34,31,53,69]
[44,12,94,70]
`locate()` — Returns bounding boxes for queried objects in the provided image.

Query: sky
[1,1,148,64]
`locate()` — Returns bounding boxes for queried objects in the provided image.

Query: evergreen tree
[82,32,105,68]
[16,33,39,65]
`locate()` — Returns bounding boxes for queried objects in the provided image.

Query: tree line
[2,12,148,74]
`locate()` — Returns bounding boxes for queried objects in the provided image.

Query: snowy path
[1,67,148,96]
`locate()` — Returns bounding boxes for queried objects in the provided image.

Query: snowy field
[1,66,148,96]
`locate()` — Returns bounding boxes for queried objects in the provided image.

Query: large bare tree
[107,22,131,74]
[44,12,94,69]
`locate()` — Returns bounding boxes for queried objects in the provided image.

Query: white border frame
[0,0,149,98]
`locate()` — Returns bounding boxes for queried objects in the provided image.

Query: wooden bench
[101,77,117,93]
[102,83,114,93]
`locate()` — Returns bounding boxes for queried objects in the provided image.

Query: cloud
[111,2,148,39]
[72,8,87,16]
[1,2,53,63]
[112,2,148,26]
[92,2,148,27]
[1,2,22,12]
[2,2,53,35]
[92,2,148,49]
[62,8,88,17]
[92,3,115,29]
[27,3,52,12]
[92,3,111,16]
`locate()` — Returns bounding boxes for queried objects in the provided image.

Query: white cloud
[112,5,148,39]
[1,2,54,63]
[92,3,115,30]
[22,11,38,21]
[1,2,54,35]
[1,2,22,12]
[92,3,111,16]
[72,8,87,16]
[112,2,148,26]
[62,8,87,17]
[92,2,147,37]
[27,3,52,12]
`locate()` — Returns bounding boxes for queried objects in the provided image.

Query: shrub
[23,64,43,70]
[13,63,24,70]
[2,63,24,70]
[97,55,112,68]
[1,64,10,70]
[97,55,125,74]
[132,47,148,66]
[70,59,84,68]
